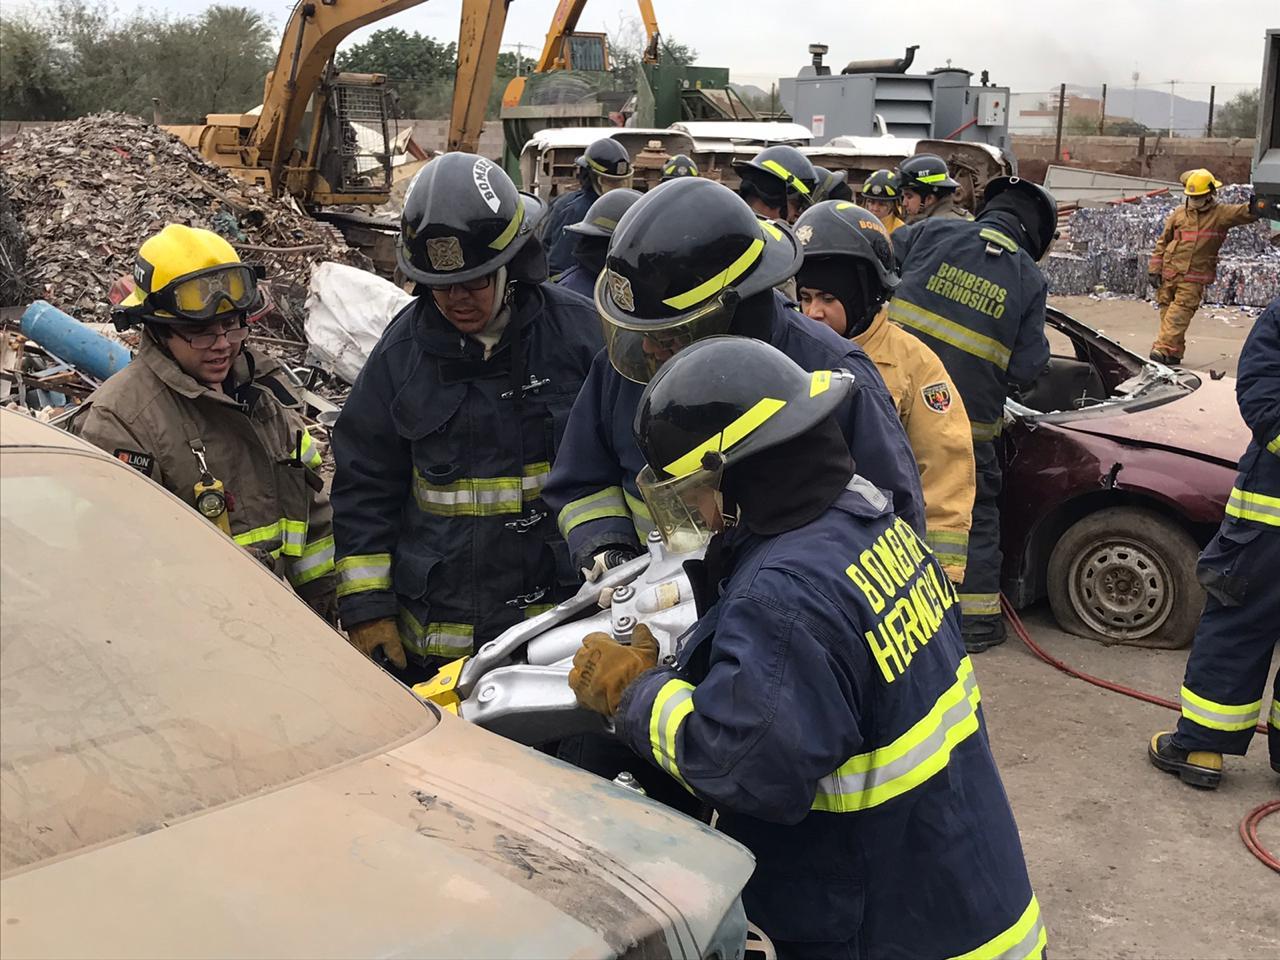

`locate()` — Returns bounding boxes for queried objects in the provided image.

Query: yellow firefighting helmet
[1181,169,1223,197]
[118,224,261,326]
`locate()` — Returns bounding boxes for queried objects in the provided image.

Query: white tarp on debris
[305,262,412,384]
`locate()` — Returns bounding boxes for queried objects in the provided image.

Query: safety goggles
[169,319,251,350]
[636,455,727,555]
[427,274,494,293]
[128,264,263,322]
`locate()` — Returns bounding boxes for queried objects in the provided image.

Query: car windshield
[0,450,434,876]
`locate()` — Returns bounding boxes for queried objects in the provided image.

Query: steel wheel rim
[1067,535,1173,639]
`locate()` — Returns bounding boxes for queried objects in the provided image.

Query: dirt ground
[982,298,1277,959]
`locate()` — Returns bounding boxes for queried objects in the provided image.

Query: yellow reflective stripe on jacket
[1267,432,1280,456]
[970,419,1003,442]
[557,485,631,537]
[926,529,969,565]
[299,429,323,470]
[233,518,308,557]
[1224,486,1280,526]
[289,534,335,586]
[524,603,556,618]
[978,227,1018,253]
[1270,698,1280,729]
[397,608,475,658]
[889,299,1013,370]
[1180,685,1263,732]
[663,396,786,477]
[663,238,764,310]
[959,593,1001,616]
[335,553,392,598]
[813,656,980,812]
[413,461,550,517]
[624,490,656,537]
[949,895,1047,960]
[649,678,696,784]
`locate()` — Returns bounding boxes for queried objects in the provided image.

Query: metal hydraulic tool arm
[448,0,512,152]
[533,0,660,72]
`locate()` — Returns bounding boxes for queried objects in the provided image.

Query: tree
[0,14,74,119]
[607,15,697,91]
[1064,114,1099,136]
[1214,88,1258,138]
[337,27,458,118]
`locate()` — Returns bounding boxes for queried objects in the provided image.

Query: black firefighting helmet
[792,201,899,292]
[595,178,803,382]
[398,152,545,286]
[660,153,700,181]
[732,145,818,204]
[566,188,642,239]
[981,176,1059,260]
[897,154,960,195]
[576,138,633,180]
[861,168,901,202]
[634,336,853,482]
[812,166,852,202]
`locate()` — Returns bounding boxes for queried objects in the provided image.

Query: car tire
[1046,506,1204,649]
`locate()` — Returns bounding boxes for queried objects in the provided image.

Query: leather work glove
[569,623,660,717]
[347,617,408,670]
[1148,272,1162,290]
[581,546,640,583]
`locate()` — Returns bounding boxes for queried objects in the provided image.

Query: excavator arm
[449,0,511,152]
[636,0,660,64]
[533,0,660,72]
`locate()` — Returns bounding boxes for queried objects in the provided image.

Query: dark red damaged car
[999,306,1249,649]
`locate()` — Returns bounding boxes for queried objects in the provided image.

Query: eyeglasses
[428,275,494,293]
[169,320,251,350]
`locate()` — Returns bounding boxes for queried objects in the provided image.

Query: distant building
[1009,92,1112,134]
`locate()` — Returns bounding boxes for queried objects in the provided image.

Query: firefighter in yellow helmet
[74,224,337,619]
[1148,169,1259,364]
[860,169,906,234]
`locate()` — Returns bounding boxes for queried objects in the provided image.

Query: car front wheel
[1046,506,1204,649]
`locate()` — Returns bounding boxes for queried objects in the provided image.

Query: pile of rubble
[1045,184,1279,306]
[0,113,370,342]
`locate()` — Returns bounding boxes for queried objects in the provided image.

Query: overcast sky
[109,0,1274,99]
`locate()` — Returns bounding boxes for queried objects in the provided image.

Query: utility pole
[1053,82,1066,162]
[1168,79,1176,137]
[1206,85,1216,137]
[1131,69,1139,128]
[1098,82,1107,135]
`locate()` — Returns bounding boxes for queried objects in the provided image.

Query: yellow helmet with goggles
[114,224,263,329]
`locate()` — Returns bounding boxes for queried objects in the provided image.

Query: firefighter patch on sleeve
[921,382,952,413]
[114,449,154,475]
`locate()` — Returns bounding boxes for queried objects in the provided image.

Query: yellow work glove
[347,617,408,670]
[569,623,660,717]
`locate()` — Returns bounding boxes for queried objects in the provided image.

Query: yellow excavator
[501,0,660,109]
[166,0,511,208]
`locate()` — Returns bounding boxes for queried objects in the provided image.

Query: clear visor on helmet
[636,457,726,555]
[596,275,737,384]
[136,264,261,322]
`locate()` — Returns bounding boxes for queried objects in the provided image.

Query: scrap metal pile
[1044,185,1279,306]
[0,113,369,346]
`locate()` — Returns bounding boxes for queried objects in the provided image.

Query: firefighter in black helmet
[331,152,603,676]
[555,187,642,299]
[898,153,971,223]
[566,335,1044,959]
[812,165,853,202]
[732,144,818,224]
[541,138,633,276]
[660,153,699,181]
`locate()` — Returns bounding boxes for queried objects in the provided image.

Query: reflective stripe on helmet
[917,172,949,184]
[662,396,786,477]
[761,159,812,195]
[662,237,764,310]
[488,201,526,251]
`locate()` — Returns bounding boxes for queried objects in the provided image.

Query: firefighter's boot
[1148,732,1223,789]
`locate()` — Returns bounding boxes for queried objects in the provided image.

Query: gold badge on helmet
[426,236,465,272]
[796,224,814,245]
[607,269,635,312]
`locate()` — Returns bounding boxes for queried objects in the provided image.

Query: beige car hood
[0,710,754,959]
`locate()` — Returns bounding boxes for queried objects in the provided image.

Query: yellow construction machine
[166,0,510,208]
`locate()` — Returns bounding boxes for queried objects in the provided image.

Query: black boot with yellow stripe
[1148,732,1223,789]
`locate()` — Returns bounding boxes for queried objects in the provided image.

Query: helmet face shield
[636,459,726,554]
[596,272,737,383]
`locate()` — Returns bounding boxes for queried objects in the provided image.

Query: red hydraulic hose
[1000,595,1276,872]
